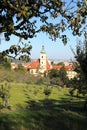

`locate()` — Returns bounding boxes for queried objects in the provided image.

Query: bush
[44,86,52,98]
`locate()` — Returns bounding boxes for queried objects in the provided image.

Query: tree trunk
[3,98,8,107]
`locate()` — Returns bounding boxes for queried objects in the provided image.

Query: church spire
[40,45,46,73]
[41,45,46,54]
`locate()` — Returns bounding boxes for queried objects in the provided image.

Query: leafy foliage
[44,86,52,98]
[48,68,68,87]
[0,0,87,41]
[15,63,25,72]
[48,69,59,79]
[57,62,64,66]
[70,34,87,96]
[50,77,63,86]
[59,67,69,86]
[0,81,11,107]
[0,41,32,62]
[0,54,11,69]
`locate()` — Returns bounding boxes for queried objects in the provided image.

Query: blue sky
[30,31,84,61]
[0,31,84,61]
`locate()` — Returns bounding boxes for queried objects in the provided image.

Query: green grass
[0,83,87,130]
[9,83,27,109]
[0,83,84,110]
[6,83,70,110]
[0,106,87,130]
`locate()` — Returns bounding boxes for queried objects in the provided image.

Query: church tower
[39,45,46,73]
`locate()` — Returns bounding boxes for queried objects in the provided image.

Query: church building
[11,45,77,79]
[24,45,51,76]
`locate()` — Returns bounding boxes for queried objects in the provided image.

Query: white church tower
[39,45,46,73]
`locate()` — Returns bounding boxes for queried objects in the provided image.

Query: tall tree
[70,33,87,96]
[48,69,59,79]
[48,68,68,87]
[59,67,69,87]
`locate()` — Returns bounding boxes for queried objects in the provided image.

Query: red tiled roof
[64,65,73,70]
[11,61,73,72]
[46,60,51,73]
[52,65,73,70]
[24,59,51,73]
[52,65,62,70]
[24,60,39,69]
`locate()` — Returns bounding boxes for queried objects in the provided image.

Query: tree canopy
[0,0,87,42]
[48,68,68,87]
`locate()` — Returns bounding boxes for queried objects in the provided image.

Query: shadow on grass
[0,98,87,130]
[26,95,86,112]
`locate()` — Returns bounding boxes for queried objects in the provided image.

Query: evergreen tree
[69,33,87,109]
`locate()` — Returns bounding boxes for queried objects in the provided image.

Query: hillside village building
[11,45,77,79]
[24,45,51,75]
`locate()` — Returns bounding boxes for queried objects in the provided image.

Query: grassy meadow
[0,82,87,130]
[5,83,69,110]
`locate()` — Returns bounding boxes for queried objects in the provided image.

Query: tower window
[42,56,43,58]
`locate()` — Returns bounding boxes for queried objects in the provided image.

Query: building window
[42,56,43,58]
